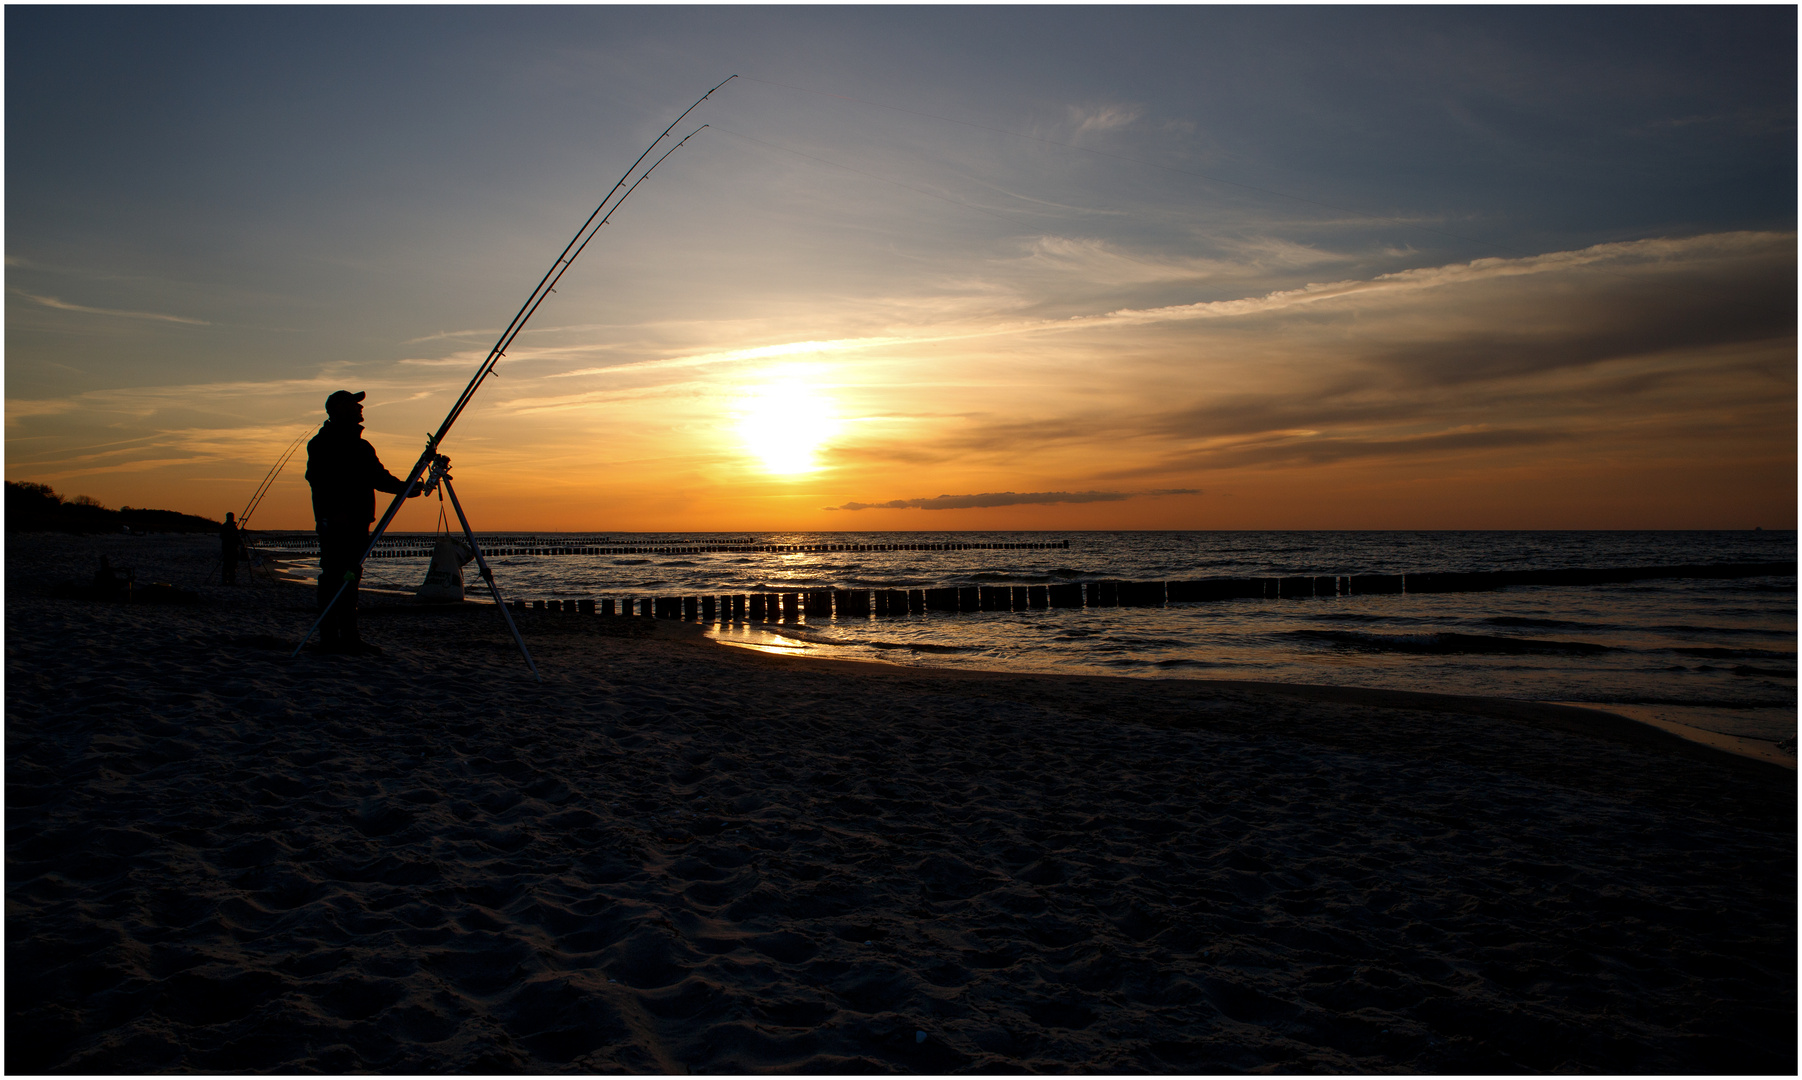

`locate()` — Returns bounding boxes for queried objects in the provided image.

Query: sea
[274,530,1797,754]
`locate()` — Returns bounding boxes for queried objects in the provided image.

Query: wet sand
[7,534,1795,1072]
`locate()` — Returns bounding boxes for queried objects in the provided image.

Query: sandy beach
[6,534,1795,1073]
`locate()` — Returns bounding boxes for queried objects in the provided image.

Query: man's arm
[365,443,420,497]
[373,469,415,496]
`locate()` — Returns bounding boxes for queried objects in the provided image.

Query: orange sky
[9,232,1796,533]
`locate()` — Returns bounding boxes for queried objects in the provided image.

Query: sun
[735,377,843,476]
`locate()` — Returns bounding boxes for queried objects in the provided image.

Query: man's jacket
[305,421,413,528]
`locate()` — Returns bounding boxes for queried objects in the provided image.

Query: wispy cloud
[1067,103,1144,137]
[1120,427,1575,475]
[15,290,209,325]
[827,488,1198,511]
[4,368,462,428]
[401,327,496,344]
[810,230,1795,482]
[545,337,913,379]
[6,422,320,484]
[1089,231,1793,329]
[397,356,487,367]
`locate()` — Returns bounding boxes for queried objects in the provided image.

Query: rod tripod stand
[290,455,539,681]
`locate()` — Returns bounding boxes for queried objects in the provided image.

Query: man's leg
[316,527,357,649]
[322,527,367,648]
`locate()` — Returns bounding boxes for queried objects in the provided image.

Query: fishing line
[740,74,1513,256]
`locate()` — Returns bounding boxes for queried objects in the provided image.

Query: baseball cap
[325,390,366,415]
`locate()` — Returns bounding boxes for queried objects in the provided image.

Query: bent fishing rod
[292,75,736,663]
[240,427,310,529]
[198,425,308,586]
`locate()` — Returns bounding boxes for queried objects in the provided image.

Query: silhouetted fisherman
[92,555,130,596]
[219,511,240,585]
[305,391,419,654]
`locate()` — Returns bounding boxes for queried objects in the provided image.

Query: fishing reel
[420,453,453,497]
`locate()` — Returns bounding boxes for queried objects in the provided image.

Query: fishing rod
[197,425,310,587]
[240,427,310,529]
[291,76,736,663]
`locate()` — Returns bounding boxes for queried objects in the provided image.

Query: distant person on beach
[305,390,420,654]
[218,511,239,585]
[92,555,129,596]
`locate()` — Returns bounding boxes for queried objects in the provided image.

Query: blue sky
[6,6,1795,529]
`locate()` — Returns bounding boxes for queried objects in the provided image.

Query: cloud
[6,398,80,418]
[14,290,209,325]
[545,336,911,379]
[1086,231,1793,329]
[813,230,1795,482]
[827,488,1198,511]
[1117,427,1575,475]
[1067,103,1144,137]
[401,328,496,344]
[453,232,1794,423]
[4,366,468,438]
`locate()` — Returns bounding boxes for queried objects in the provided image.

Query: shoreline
[720,634,1795,769]
[275,538,1796,771]
[7,533,1795,1071]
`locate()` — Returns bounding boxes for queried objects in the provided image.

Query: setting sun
[735,375,842,477]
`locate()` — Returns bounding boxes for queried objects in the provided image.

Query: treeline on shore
[5,482,221,534]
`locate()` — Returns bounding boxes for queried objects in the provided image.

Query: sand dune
[6,535,1794,1072]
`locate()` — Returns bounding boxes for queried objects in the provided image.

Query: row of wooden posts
[507,575,1430,621]
[508,580,1391,620]
[501,562,1794,621]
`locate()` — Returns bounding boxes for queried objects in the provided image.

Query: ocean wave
[1653,623,1790,637]
[1484,615,1588,629]
[1095,655,1224,668]
[759,626,970,653]
[758,627,836,645]
[1292,630,1609,655]
[1670,646,1795,661]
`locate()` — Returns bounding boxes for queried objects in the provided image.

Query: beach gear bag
[415,536,474,603]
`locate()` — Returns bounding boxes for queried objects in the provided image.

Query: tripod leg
[442,476,540,683]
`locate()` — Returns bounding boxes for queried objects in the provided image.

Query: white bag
[415,537,474,603]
